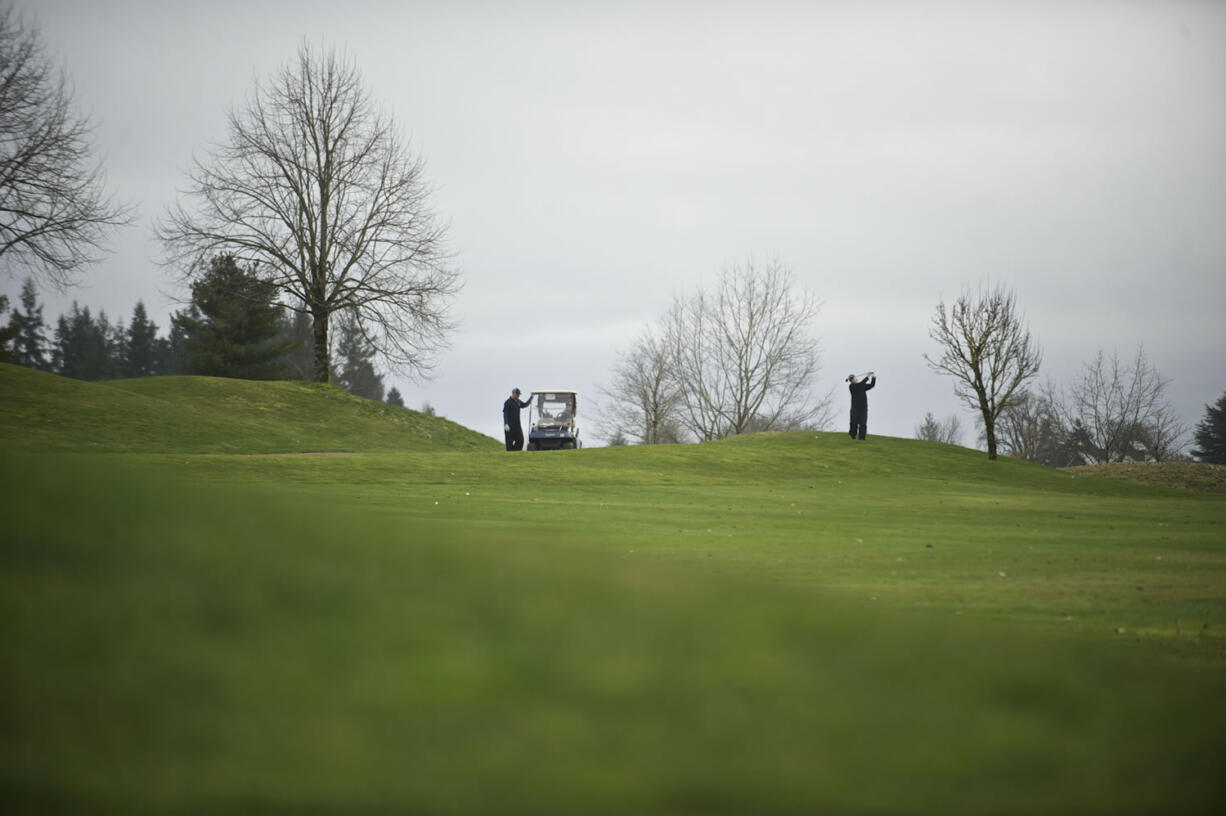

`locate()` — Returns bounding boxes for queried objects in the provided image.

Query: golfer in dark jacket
[503,387,531,451]
[847,372,876,440]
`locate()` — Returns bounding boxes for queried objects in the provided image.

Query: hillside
[142,426,1209,504]
[1067,461,1226,493]
[0,363,498,453]
[3,367,1225,813]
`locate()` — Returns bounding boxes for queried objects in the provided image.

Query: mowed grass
[2,368,1225,814]
[0,363,498,453]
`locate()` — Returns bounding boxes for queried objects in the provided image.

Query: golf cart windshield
[534,393,576,428]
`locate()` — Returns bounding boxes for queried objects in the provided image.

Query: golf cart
[526,390,581,450]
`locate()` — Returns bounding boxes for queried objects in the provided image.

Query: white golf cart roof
[529,390,579,416]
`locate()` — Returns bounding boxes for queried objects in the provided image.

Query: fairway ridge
[0,363,499,453]
[2,367,1225,814]
[1068,460,1226,493]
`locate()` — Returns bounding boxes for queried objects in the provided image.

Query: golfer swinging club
[846,371,877,440]
[503,387,531,451]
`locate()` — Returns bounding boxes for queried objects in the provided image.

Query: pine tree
[916,412,962,446]
[123,301,161,377]
[105,314,126,379]
[0,295,16,362]
[9,278,49,369]
[277,310,315,380]
[334,311,384,401]
[1191,391,1226,464]
[172,254,295,379]
[161,311,188,375]
[915,412,943,442]
[385,387,404,407]
[53,303,118,380]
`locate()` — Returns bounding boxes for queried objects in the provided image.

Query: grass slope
[0,363,498,453]
[1068,461,1226,493]
[3,370,1225,814]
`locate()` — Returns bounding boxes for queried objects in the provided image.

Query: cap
[512,387,521,395]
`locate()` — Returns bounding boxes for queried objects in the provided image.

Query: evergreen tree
[333,311,384,401]
[172,254,294,379]
[0,295,16,362]
[1191,390,1226,464]
[123,301,161,377]
[106,314,127,378]
[916,412,940,442]
[277,310,315,380]
[8,278,49,370]
[53,303,119,380]
[162,313,191,375]
[385,387,404,407]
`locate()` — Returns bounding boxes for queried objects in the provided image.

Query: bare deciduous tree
[158,42,459,382]
[1065,347,1186,463]
[925,285,1042,460]
[597,328,684,445]
[915,412,963,446]
[661,259,831,441]
[991,384,1075,466]
[0,7,132,289]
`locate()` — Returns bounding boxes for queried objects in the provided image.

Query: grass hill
[0,363,498,453]
[3,365,1225,814]
[1068,460,1226,493]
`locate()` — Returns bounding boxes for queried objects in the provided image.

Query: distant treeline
[1,255,403,406]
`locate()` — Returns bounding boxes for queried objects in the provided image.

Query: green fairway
[2,366,1224,814]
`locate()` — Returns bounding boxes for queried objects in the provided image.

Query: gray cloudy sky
[6,0,1225,446]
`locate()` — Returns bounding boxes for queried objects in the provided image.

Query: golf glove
[504,424,510,432]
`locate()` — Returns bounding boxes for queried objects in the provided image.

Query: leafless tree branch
[596,327,685,445]
[0,6,134,290]
[660,259,831,441]
[157,41,459,381]
[1065,347,1187,463]
[915,412,963,446]
[924,284,1042,459]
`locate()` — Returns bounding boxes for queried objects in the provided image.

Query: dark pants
[505,424,524,451]
[849,408,867,440]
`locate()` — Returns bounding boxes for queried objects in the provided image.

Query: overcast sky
[5,0,1225,446]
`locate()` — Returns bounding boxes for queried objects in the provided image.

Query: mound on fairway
[1067,460,1226,493]
[0,363,498,453]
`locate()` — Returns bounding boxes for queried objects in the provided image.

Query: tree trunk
[980,399,998,460]
[311,307,330,382]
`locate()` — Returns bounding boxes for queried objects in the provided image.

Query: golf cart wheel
[561,440,576,450]
[526,441,539,451]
